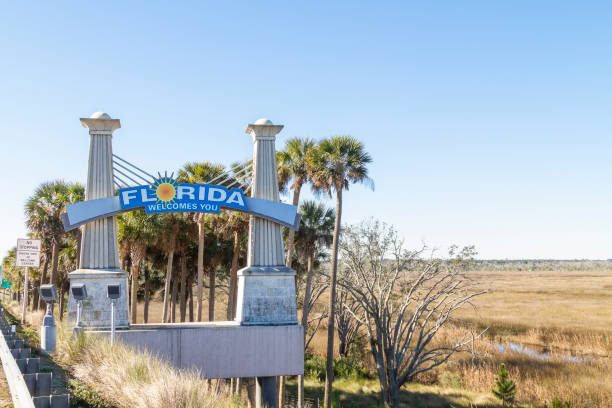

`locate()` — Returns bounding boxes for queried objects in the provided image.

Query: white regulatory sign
[16,251,40,267]
[16,238,41,267]
[17,239,42,253]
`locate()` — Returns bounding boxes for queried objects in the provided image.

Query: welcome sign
[119,176,247,214]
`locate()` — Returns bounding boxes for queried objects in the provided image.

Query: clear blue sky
[1,1,611,260]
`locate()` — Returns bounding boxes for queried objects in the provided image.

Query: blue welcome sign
[118,176,247,214]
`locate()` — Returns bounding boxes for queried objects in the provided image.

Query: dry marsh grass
[2,299,244,408]
[56,328,244,408]
[302,267,612,407]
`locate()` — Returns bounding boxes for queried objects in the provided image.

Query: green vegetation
[304,356,373,382]
[68,379,115,408]
[492,363,517,407]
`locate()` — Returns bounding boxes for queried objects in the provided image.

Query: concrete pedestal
[40,325,56,354]
[235,266,297,325]
[67,269,129,328]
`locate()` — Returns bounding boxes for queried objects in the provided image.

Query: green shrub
[550,397,572,408]
[68,379,114,408]
[304,355,326,381]
[304,356,374,381]
[333,357,373,379]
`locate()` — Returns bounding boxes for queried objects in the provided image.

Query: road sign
[16,251,40,267]
[17,239,41,252]
[16,238,41,267]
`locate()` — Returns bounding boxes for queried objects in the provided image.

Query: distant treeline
[473,259,612,271]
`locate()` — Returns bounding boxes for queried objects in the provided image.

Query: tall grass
[56,328,245,408]
[3,299,244,408]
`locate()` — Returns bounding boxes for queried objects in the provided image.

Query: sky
[1,1,611,260]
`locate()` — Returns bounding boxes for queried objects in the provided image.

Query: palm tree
[293,200,334,406]
[209,210,249,320]
[65,182,85,267]
[24,181,73,311]
[277,137,317,405]
[158,213,181,323]
[277,137,316,267]
[118,211,156,324]
[178,161,225,322]
[57,241,78,319]
[2,247,21,301]
[308,135,372,407]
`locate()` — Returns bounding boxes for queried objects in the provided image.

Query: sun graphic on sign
[151,175,178,203]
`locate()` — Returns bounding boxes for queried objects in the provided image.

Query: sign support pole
[21,267,28,323]
[110,301,115,345]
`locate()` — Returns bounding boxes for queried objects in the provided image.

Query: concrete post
[235,119,298,408]
[67,112,129,329]
[40,303,56,354]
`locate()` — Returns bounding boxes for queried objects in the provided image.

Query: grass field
[135,267,611,407]
[294,267,612,407]
[4,265,610,407]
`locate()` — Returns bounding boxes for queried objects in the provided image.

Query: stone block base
[235,266,297,325]
[67,269,129,328]
[40,325,56,354]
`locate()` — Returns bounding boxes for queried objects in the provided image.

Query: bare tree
[338,220,489,407]
[299,271,328,350]
[335,284,363,358]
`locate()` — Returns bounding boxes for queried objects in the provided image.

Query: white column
[235,119,298,326]
[68,112,129,329]
[247,120,286,267]
[79,112,121,269]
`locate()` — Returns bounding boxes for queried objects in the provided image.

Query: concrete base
[257,376,278,408]
[40,325,56,354]
[67,269,129,328]
[235,266,298,325]
[88,323,304,379]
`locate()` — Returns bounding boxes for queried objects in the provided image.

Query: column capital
[80,112,121,134]
[245,118,283,141]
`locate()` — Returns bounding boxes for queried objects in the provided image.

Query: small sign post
[16,239,41,323]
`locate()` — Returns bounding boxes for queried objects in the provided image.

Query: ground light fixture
[107,284,121,345]
[71,283,88,334]
[39,284,57,353]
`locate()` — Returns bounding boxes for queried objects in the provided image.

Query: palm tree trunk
[208,267,215,321]
[285,183,302,266]
[37,253,49,310]
[197,217,205,321]
[188,275,194,322]
[131,262,140,324]
[301,253,315,330]
[144,270,150,324]
[298,253,314,408]
[75,229,82,269]
[50,238,60,312]
[227,231,240,320]
[324,188,342,408]
[171,268,178,323]
[279,185,301,406]
[59,288,65,319]
[31,280,39,313]
[162,248,174,323]
[179,254,187,322]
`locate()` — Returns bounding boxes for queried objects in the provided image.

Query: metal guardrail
[0,307,69,408]
[0,309,35,408]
